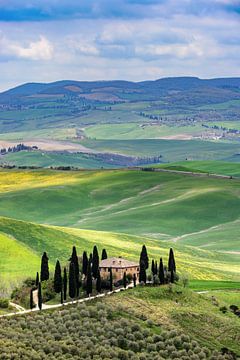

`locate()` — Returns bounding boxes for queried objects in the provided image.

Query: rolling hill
[0,168,239,290]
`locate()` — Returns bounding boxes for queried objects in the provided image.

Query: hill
[0,77,239,165]
[1,285,240,358]
[1,77,240,101]
[0,168,239,290]
[1,216,239,288]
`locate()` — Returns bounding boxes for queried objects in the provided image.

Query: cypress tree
[69,261,76,299]
[123,272,127,289]
[139,260,146,284]
[101,248,107,260]
[60,289,63,304]
[86,261,92,296]
[82,251,88,277]
[70,246,80,296]
[170,269,174,283]
[155,261,158,275]
[140,245,149,269]
[159,258,165,285]
[63,267,67,301]
[40,252,49,282]
[92,245,99,279]
[168,248,176,272]
[89,253,93,265]
[96,269,101,293]
[151,259,155,276]
[109,267,113,291]
[133,273,137,287]
[54,260,62,294]
[35,272,39,287]
[30,288,34,310]
[38,282,42,310]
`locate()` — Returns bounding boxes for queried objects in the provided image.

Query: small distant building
[99,257,139,281]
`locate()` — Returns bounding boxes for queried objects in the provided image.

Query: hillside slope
[0,216,239,286]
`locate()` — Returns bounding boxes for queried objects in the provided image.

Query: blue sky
[0,0,239,91]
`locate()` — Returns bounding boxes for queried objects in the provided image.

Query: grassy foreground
[105,285,240,355]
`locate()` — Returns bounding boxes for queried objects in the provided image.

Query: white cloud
[0,34,53,60]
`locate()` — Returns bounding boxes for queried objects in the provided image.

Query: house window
[116,269,118,272]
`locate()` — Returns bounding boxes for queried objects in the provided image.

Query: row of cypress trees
[139,245,176,284]
[31,246,109,309]
[32,245,176,310]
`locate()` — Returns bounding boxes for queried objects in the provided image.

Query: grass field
[0,151,116,168]
[80,138,240,161]
[204,290,240,307]
[154,161,240,177]
[0,169,239,239]
[0,216,239,293]
[0,168,239,290]
[84,123,207,140]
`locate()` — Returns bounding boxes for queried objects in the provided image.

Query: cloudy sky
[0,0,239,91]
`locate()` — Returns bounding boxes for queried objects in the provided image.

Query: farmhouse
[99,257,139,281]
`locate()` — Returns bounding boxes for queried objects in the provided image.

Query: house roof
[99,257,139,269]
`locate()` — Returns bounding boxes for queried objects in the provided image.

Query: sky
[0,0,239,91]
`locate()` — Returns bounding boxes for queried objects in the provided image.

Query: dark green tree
[82,251,88,277]
[54,260,62,294]
[151,259,155,276]
[38,282,42,310]
[86,261,92,296]
[96,269,101,293]
[133,273,137,287]
[109,267,113,291]
[170,269,174,284]
[89,253,93,265]
[159,258,165,285]
[63,267,67,301]
[70,246,80,296]
[30,288,34,310]
[140,245,149,269]
[60,289,63,304]
[123,272,127,289]
[69,261,76,300]
[155,261,158,275]
[101,248,107,260]
[168,248,176,272]
[139,260,146,284]
[92,245,99,279]
[35,272,39,287]
[40,252,49,281]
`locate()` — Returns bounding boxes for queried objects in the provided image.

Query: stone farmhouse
[99,257,139,281]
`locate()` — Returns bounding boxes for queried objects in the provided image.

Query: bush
[219,306,227,314]
[0,298,9,308]
[229,305,238,313]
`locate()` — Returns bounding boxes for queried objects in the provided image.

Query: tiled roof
[99,257,139,269]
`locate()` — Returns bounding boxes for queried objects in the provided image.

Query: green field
[84,123,207,140]
[80,138,240,161]
[154,161,240,177]
[0,168,239,290]
[0,151,116,168]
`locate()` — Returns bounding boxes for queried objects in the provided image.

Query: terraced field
[0,168,239,291]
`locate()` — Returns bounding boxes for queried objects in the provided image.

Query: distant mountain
[1,77,240,103]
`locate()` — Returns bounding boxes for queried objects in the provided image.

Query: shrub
[229,305,238,313]
[219,306,228,314]
[0,298,9,308]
